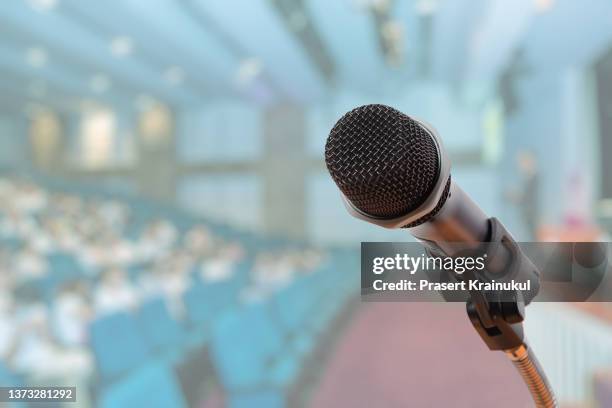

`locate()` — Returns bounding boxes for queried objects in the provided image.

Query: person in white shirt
[13,245,48,283]
[12,296,93,383]
[153,219,178,248]
[94,268,139,315]
[52,282,93,347]
[0,210,37,239]
[200,252,234,282]
[185,225,214,257]
[200,243,245,281]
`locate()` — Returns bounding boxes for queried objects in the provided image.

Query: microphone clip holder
[465,287,525,351]
[429,217,539,351]
[464,217,535,351]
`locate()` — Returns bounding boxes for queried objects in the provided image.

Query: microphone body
[409,181,489,249]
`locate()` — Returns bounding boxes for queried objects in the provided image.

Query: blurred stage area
[1,0,612,407]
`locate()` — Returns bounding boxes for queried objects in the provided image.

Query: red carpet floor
[310,302,534,408]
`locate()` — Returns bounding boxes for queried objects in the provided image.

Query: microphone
[325,104,488,248]
[325,104,537,291]
[324,104,558,407]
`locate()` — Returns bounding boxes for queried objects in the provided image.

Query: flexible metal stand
[421,216,557,407]
[461,218,558,407]
[466,296,557,408]
[505,344,557,408]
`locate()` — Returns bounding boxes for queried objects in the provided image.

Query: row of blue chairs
[90,265,250,408]
[210,262,357,407]
[91,298,201,408]
[91,274,245,382]
[89,257,357,408]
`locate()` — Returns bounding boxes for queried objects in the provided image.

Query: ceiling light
[164,66,184,85]
[90,74,110,93]
[382,21,404,67]
[26,0,58,12]
[110,36,133,57]
[534,0,555,13]
[415,0,439,15]
[382,20,403,41]
[371,0,391,13]
[353,0,390,13]
[26,47,47,67]
[236,58,263,85]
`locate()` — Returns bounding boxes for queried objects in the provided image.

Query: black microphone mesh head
[325,104,440,219]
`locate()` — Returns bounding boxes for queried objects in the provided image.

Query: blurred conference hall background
[1,0,612,407]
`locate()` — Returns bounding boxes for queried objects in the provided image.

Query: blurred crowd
[0,175,325,385]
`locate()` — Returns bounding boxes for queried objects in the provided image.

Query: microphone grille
[325,104,440,219]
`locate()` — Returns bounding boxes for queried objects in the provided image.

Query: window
[80,108,116,168]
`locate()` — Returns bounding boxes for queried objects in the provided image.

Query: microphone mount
[427,217,558,407]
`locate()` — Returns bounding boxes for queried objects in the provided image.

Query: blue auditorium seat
[48,252,85,276]
[90,312,151,381]
[138,298,187,354]
[184,278,242,329]
[0,361,22,387]
[271,278,317,356]
[210,302,301,407]
[34,252,88,300]
[126,263,149,282]
[98,362,187,408]
[0,237,22,250]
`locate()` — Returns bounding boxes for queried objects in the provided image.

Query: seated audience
[94,267,139,315]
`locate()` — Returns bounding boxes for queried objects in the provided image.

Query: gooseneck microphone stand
[466,293,557,408]
[506,344,557,408]
[423,217,557,407]
[457,218,558,408]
